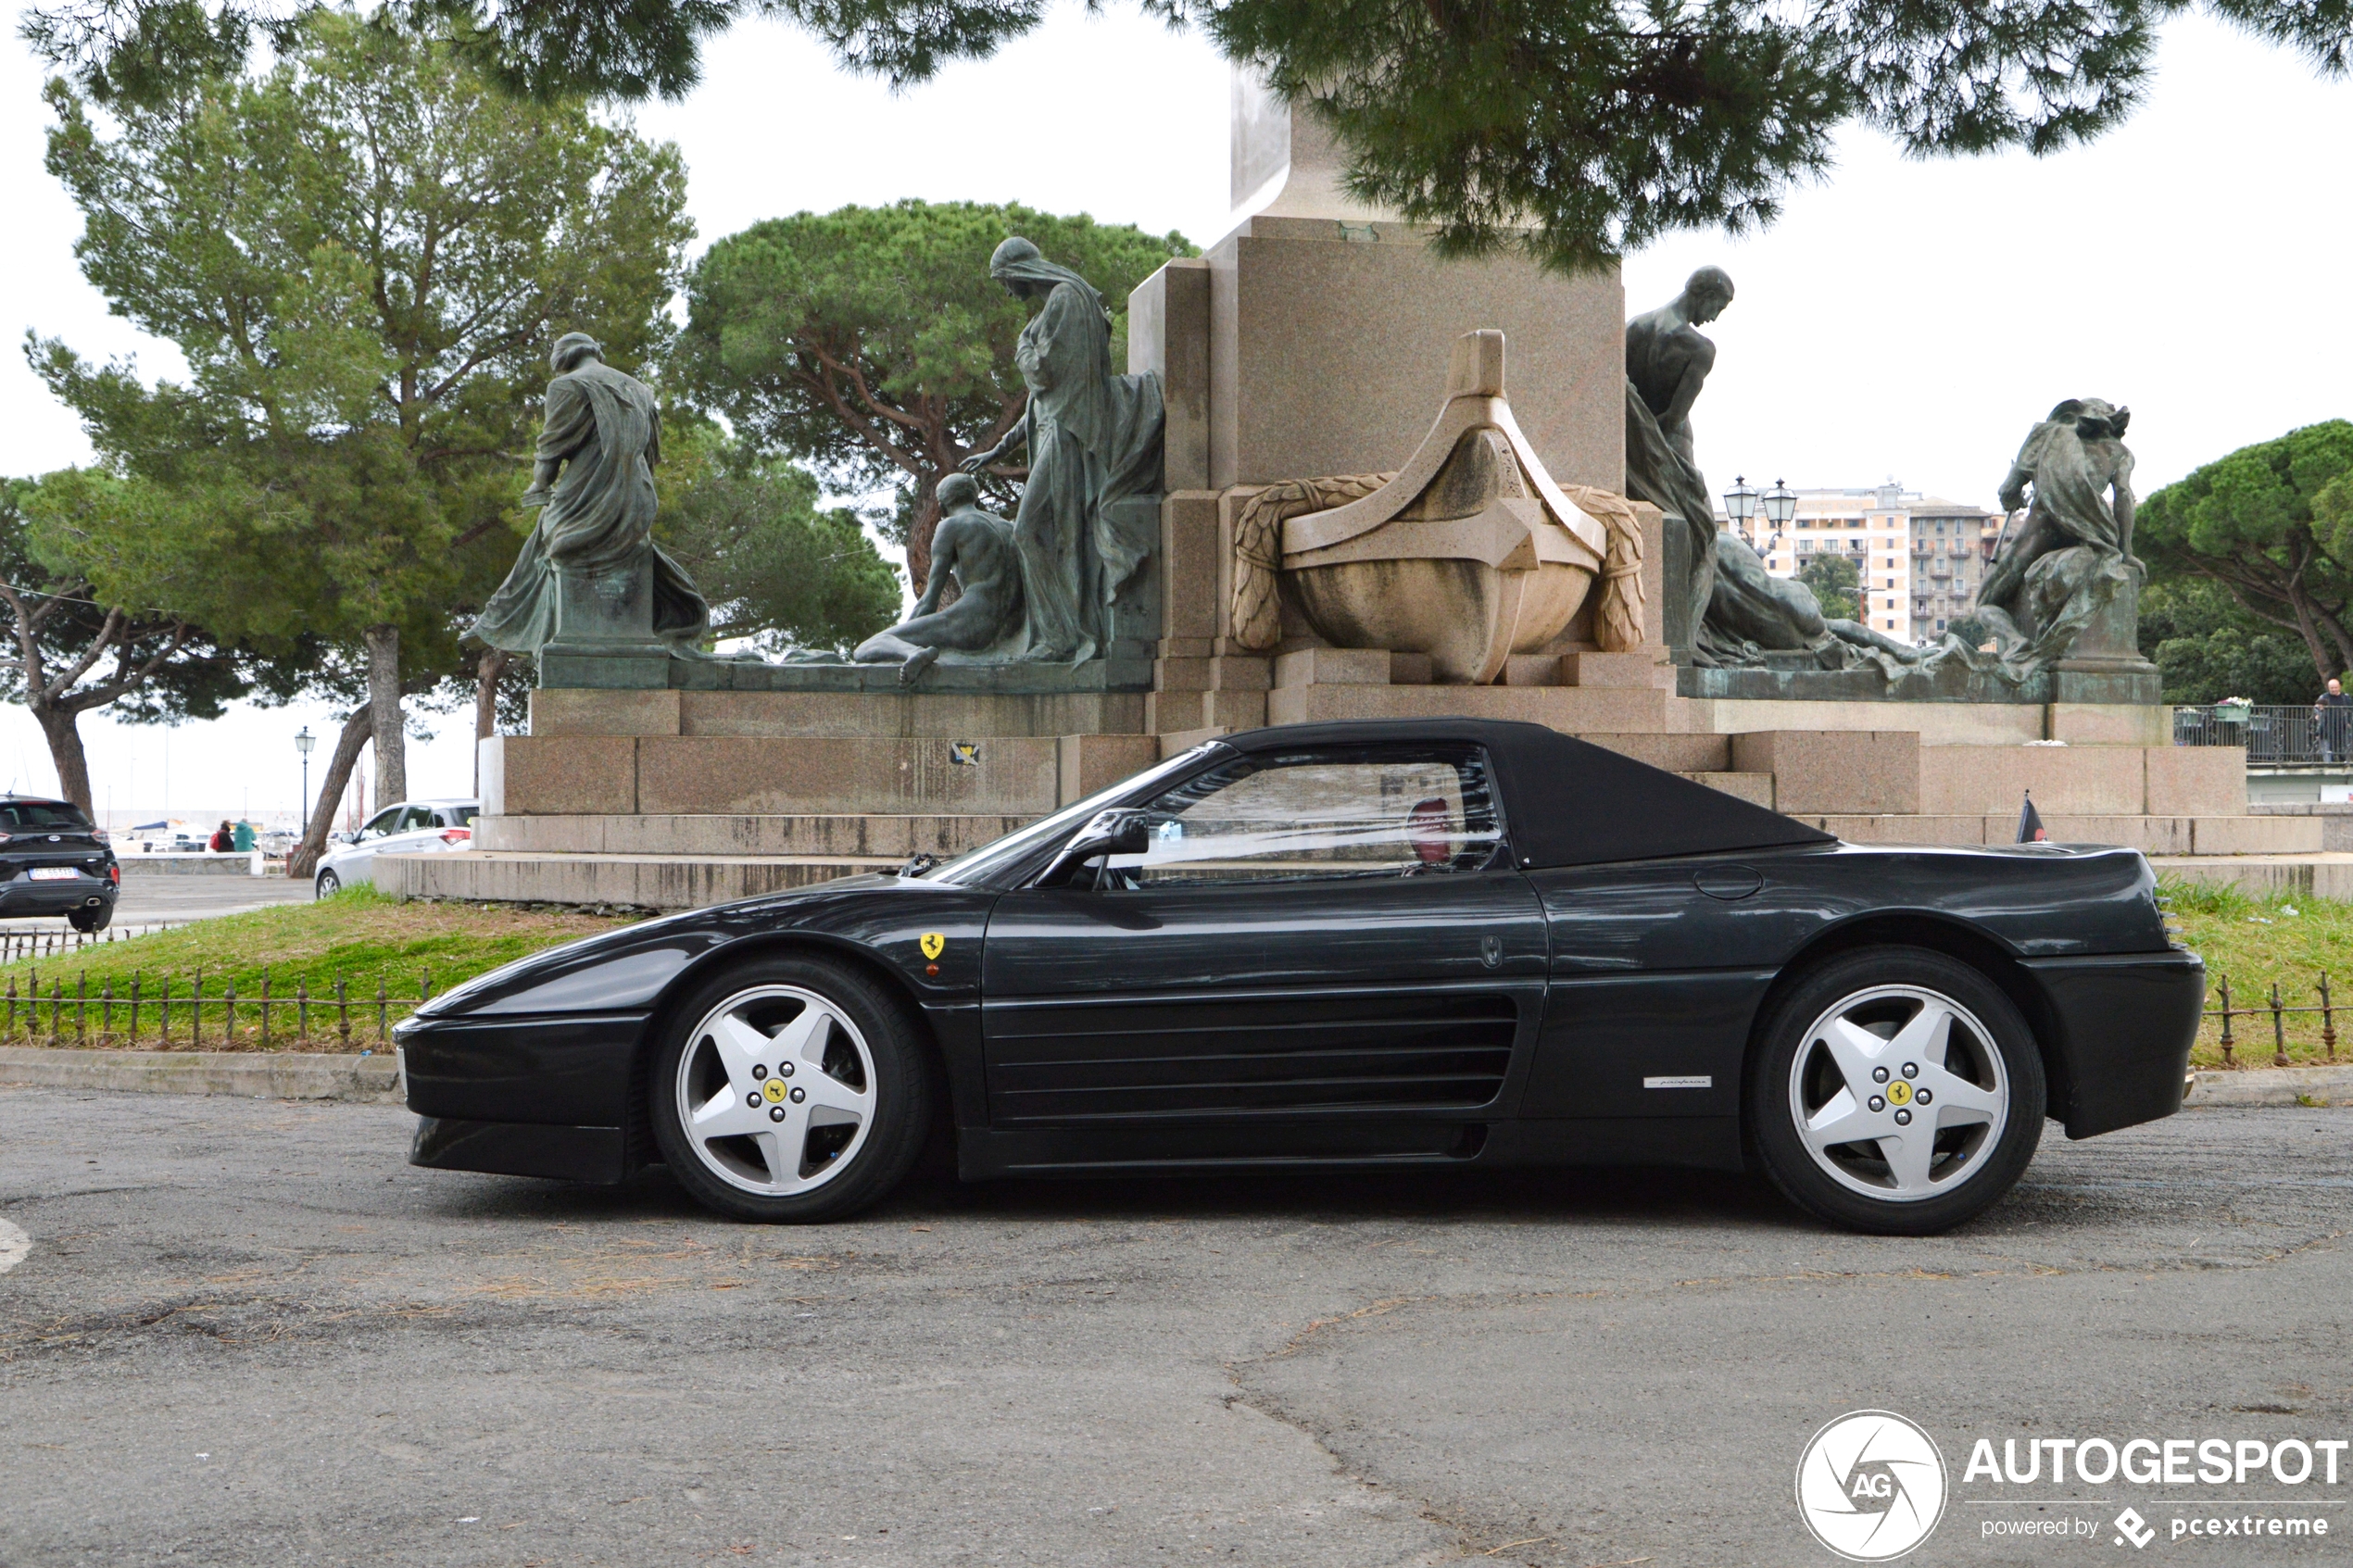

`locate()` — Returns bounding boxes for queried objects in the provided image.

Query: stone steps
[529,687,1148,739]
[484,733,1160,819]
[1806,814,2322,856]
[1264,680,1680,734]
[475,813,1028,858]
[2147,853,2353,899]
[378,850,897,909]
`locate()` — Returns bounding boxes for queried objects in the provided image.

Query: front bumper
[409,1116,626,1184]
[396,1010,647,1183]
[2025,949,2207,1138]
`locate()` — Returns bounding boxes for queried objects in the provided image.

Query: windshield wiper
[899,853,941,878]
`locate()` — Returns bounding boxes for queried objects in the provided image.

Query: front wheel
[1750,947,2045,1236]
[649,956,936,1223]
[315,869,341,899]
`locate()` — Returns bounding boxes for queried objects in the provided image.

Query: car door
[980,742,1548,1162]
[382,806,447,869]
[1520,852,1818,1128]
[346,806,416,880]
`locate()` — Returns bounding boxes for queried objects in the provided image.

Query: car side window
[1105,746,1502,888]
[359,808,404,840]
[396,807,435,832]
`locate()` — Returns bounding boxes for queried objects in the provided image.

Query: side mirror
[1037,809,1151,887]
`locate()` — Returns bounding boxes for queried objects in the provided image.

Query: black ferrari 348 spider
[395,718,2205,1235]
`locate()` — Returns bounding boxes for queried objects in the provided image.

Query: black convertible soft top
[1214,718,1834,870]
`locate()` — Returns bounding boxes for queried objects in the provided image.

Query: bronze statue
[1969,399,2138,672]
[961,237,1163,663]
[1624,268,1733,653]
[852,473,1025,684]
[474,332,708,656]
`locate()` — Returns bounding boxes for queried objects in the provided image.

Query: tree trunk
[473,647,510,796]
[288,706,373,879]
[34,707,94,816]
[903,478,943,606]
[2282,582,2342,687]
[364,622,407,807]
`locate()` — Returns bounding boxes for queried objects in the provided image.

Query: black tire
[649,954,936,1223]
[1750,946,2045,1236]
[315,869,341,899]
[69,903,112,934]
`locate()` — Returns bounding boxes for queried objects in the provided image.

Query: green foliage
[27,10,694,689]
[2157,877,2353,1069]
[1796,551,1859,621]
[2136,421,2353,687]
[2137,576,2327,705]
[0,884,638,1048]
[26,0,2353,270]
[0,475,245,726]
[674,198,1189,579]
[656,423,902,654]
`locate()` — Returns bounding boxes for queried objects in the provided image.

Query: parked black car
[0,795,118,932]
[395,719,2206,1235]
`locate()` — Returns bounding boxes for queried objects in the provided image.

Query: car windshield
[918,746,1221,887]
[0,802,92,831]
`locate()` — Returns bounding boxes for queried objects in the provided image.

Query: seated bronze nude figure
[853,473,1026,684]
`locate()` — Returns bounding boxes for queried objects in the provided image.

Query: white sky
[3,4,2348,818]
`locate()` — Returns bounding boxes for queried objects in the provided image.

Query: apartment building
[1724,481,1998,644]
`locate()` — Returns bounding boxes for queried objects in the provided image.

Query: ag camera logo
[1797,1410,1948,1561]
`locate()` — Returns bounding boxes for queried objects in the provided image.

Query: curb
[2183,1064,2353,1109]
[0,1046,400,1103]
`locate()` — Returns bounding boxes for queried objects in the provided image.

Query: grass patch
[2,886,638,1052]
[2162,877,2353,1069]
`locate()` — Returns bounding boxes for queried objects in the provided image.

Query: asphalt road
[0,873,315,940]
[3,1090,2349,1567]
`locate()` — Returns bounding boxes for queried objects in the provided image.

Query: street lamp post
[1758,478,1798,568]
[294,726,316,839]
[1721,475,1759,546]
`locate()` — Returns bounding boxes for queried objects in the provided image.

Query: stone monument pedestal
[384,82,2304,911]
[2053,571,2164,707]
[538,559,681,688]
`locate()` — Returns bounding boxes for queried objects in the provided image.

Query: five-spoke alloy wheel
[650,956,934,1223]
[1752,947,2045,1235]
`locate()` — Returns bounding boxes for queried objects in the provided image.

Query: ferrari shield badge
[919,933,946,960]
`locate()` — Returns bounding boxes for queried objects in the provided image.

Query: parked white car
[314,798,479,897]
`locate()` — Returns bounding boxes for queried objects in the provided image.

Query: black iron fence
[4,965,432,1048]
[2173,704,2353,764]
[2208,972,2339,1068]
[0,924,177,964]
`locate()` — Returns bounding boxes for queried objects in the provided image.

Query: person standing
[2317,677,2352,762]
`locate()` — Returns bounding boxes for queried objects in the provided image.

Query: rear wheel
[650,955,935,1223]
[68,902,112,934]
[1751,947,2045,1236]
